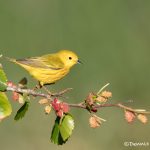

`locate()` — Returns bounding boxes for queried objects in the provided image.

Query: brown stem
[6,85,150,115]
[94,103,150,114]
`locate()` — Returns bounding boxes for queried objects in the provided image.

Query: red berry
[53,98,59,103]
[54,103,60,111]
[7,81,13,87]
[12,92,19,101]
[91,107,98,113]
[57,110,64,118]
[59,103,64,109]
[52,98,60,111]
[52,99,70,117]
[125,110,135,123]
[62,103,70,113]
[7,81,17,88]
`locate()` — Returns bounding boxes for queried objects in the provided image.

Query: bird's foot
[32,84,41,91]
[42,86,52,96]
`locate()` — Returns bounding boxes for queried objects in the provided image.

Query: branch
[7,86,72,99]
[6,85,150,115]
[95,103,150,114]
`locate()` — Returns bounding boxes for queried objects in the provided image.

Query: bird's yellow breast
[18,63,69,85]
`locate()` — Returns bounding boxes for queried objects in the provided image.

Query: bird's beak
[77,60,82,64]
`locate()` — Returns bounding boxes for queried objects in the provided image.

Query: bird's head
[57,50,81,68]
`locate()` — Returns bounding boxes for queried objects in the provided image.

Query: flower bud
[12,92,19,101]
[124,110,135,123]
[38,99,48,104]
[45,105,52,114]
[137,114,148,124]
[89,115,101,128]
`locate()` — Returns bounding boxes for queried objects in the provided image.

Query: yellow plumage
[8,50,80,86]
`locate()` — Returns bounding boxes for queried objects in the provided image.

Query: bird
[7,50,81,86]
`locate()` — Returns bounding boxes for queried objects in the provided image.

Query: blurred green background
[0,0,150,150]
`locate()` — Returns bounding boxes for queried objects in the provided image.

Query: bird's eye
[69,57,72,60]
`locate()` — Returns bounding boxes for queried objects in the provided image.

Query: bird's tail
[0,55,16,63]
[5,57,17,63]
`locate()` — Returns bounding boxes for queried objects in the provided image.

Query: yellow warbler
[8,50,81,86]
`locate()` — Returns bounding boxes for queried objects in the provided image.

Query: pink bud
[12,92,19,101]
[7,81,16,88]
[125,110,135,123]
[7,81,14,87]
[52,98,60,111]
[57,110,64,118]
[62,103,70,113]
[53,98,58,103]
[91,107,98,113]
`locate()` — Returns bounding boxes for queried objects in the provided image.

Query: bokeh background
[0,0,150,150]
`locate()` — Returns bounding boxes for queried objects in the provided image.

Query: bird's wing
[16,55,64,70]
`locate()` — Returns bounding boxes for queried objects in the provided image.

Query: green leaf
[51,117,64,145]
[0,92,12,121]
[60,114,74,141]
[0,64,7,91]
[14,101,30,121]
[51,117,60,144]
[51,114,74,145]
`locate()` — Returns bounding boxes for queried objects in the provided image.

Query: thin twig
[97,83,110,95]
[51,88,73,96]
[7,86,51,99]
[6,85,150,115]
[94,103,150,114]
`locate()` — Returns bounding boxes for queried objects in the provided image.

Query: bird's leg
[42,82,56,95]
[32,82,42,91]
[42,85,52,96]
[32,82,53,95]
